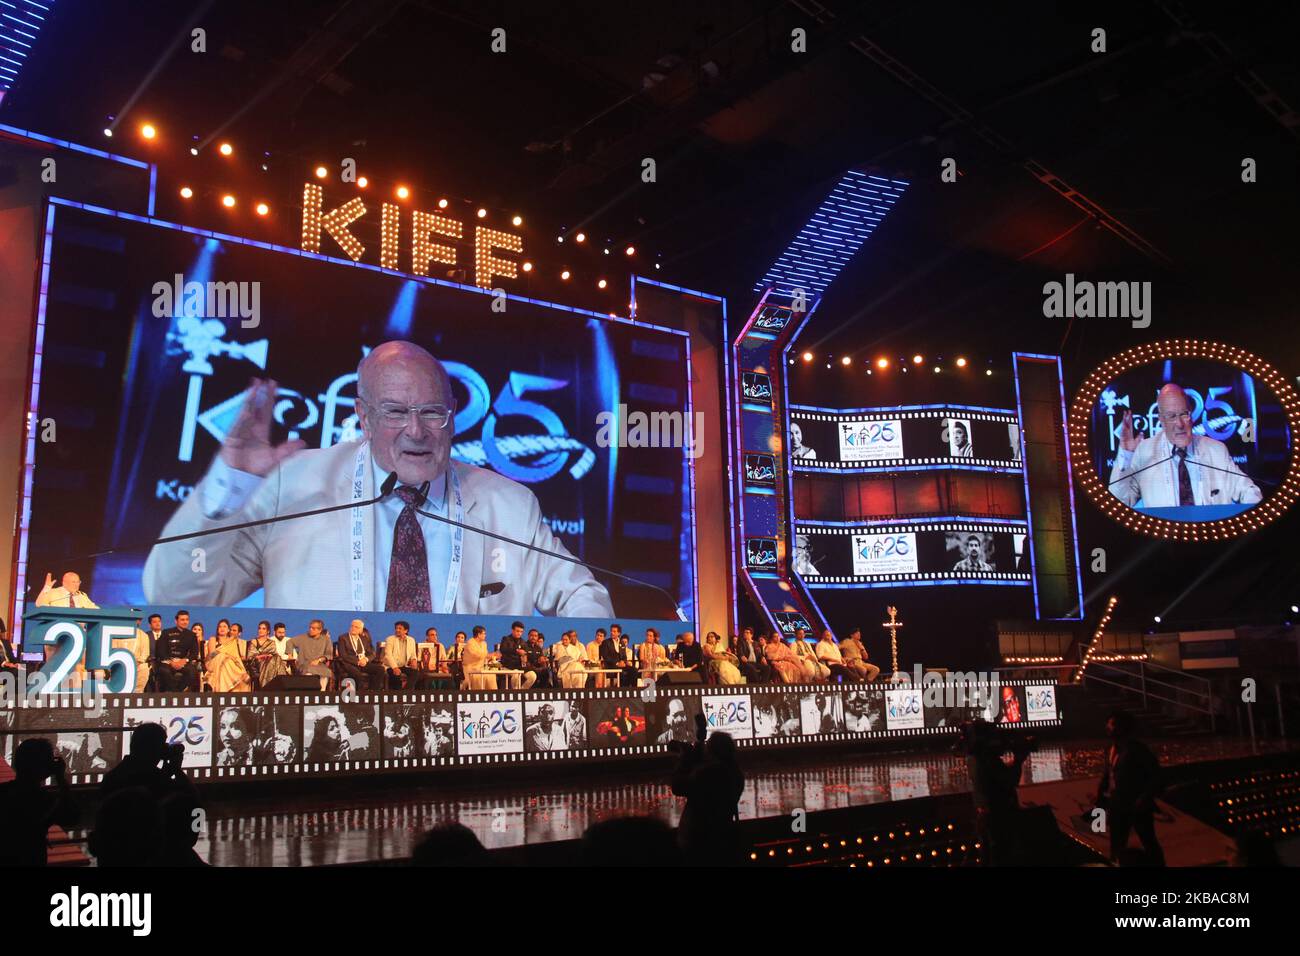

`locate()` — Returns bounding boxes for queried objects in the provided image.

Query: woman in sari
[247,620,289,688]
[764,634,803,684]
[792,630,830,682]
[554,632,589,688]
[205,619,252,692]
[703,632,744,685]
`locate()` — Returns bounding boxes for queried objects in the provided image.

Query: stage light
[190,147,199,156]
[103,128,113,138]
[521,261,533,272]
[477,208,487,219]
[314,166,327,179]
[561,270,570,280]
[221,194,236,208]
[179,186,193,199]
[556,235,564,243]
[357,176,368,188]
[603,248,610,255]
[1153,615,1162,623]
[575,232,586,243]
[654,263,661,270]
[985,369,993,376]
[1291,605,1298,614]
[625,245,635,256]
[956,357,968,368]
[933,366,941,374]
[802,352,813,362]
[255,202,269,216]
[841,356,852,366]
[396,185,410,199]
[597,278,607,289]
[512,215,523,226]
[876,357,889,369]
[912,354,923,365]
[438,198,448,209]
[218,142,233,156]
[140,123,156,140]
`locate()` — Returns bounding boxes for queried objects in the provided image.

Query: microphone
[1175,449,1276,487]
[46,471,404,568]
[1106,452,1173,487]
[412,502,689,622]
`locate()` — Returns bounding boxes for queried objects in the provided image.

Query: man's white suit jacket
[143,440,614,616]
[1108,431,1262,509]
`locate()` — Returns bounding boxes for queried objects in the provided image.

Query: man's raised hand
[220,378,307,476]
[1119,410,1141,452]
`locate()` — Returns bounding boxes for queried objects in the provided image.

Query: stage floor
[107,735,1288,866]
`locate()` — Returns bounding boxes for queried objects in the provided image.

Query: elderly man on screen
[143,341,612,616]
[1109,383,1261,509]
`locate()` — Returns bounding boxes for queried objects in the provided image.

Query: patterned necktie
[1174,447,1195,506]
[385,486,432,612]
[67,592,75,607]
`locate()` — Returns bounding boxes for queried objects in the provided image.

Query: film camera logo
[745,537,778,572]
[744,452,776,486]
[741,371,772,403]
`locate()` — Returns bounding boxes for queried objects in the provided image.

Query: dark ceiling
[4,0,1298,629]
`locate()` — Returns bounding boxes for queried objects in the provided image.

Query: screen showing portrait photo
[795,525,1030,583]
[789,409,1021,468]
[25,204,695,619]
[1088,358,1289,522]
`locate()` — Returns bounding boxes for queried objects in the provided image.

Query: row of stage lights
[112,120,663,279]
[792,352,994,376]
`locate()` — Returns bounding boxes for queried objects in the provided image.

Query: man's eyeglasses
[363,400,456,428]
[1159,411,1192,425]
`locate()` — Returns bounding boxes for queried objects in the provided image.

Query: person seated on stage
[289,619,335,692]
[248,620,290,688]
[763,633,803,684]
[524,630,554,688]
[791,628,830,682]
[586,628,608,688]
[204,618,252,693]
[462,626,496,690]
[554,631,589,688]
[271,622,293,665]
[0,738,78,867]
[703,632,744,685]
[839,628,880,682]
[733,627,770,684]
[601,625,637,687]
[338,618,386,692]
[639,627,670,676]
[0,617,20,676]
[446,630,468,685]
[496,621,535,690]
[814,630,860,683]
[416,628,449,687]
[382,620,420,689]
[672,631,704,675]
[154,611,201,692]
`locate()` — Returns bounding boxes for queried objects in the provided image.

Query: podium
[22,605,144,694]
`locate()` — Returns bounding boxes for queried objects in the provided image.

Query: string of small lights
[1072,594,1119,684]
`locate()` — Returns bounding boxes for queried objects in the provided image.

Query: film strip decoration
[793,519,1033,588]
[1,680,1060,786]
[729,288,827,638]
[790,405,1022,472]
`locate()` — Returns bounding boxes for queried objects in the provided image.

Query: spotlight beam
[107,0,217,135]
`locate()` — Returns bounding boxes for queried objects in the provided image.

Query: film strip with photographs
[793,520,1032,586]
[789,406,1022,470]
[0,681,1059,785]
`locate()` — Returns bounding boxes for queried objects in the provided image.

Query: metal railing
[1081,658,1216,730]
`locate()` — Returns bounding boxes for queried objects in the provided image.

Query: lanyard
[349,443,465,613]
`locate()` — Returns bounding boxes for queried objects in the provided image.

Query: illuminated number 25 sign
[301,184,523,290]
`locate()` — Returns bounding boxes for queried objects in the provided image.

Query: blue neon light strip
[808,579,1031,590]
[754,171,908,296]
[0,0,50,93]
[0,121,150,168]
[794,461,1023,476]
[795,516,1029,530]
[791,401,1016,416]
